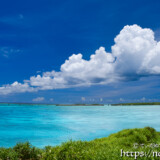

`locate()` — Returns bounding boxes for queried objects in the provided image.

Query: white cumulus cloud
[0,81,36,95]
[0,24,160,95]
[32,97,45,102]
[29,47,116,90]
[112,24,159,77]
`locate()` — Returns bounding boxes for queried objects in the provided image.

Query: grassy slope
[0,127,160,160]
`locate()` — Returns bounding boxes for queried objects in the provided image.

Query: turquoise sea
[0,104,160,148]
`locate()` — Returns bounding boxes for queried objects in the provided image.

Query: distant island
[0,102,160,106]
[55,104,104,106]
[112,102,160,106]
[0,102,104,106]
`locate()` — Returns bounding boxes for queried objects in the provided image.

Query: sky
[0,0,160,104]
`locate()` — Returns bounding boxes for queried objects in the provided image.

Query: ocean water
[0,104,160,148]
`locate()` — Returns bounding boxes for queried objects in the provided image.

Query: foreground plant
[0,127,160,160]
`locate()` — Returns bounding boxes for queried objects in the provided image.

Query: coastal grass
[0,127,160,160]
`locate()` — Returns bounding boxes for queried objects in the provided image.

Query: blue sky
[0,0,160,103]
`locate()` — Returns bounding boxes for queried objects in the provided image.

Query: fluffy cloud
[0,24,160,95]
[29,47,116,90]
[0,81,36,95]
[81,97,85,101]
[32,97,45,102]
[112,25,159,77]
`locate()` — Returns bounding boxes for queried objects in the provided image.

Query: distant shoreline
[0,102,104,106]
[0,102,160,106]
[111,102,160,106]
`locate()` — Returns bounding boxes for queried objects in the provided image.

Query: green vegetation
[1,127,160,159]
[112,102,160,106]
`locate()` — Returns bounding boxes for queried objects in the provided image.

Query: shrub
[0,148,18,160]
[13,142,42,160]
[0,127,159,160]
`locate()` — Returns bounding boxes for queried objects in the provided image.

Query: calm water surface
[0,104,160,148]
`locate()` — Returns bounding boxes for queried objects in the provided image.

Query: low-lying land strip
[112,102,160,106]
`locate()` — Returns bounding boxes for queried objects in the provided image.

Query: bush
[0,148,18,160]
[13,142,42,160]
[0,127,159,160]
